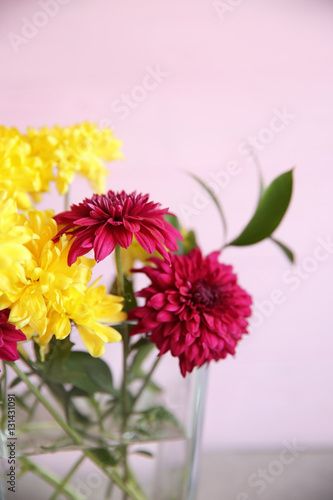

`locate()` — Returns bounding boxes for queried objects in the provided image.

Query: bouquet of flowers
[0,122,293,500]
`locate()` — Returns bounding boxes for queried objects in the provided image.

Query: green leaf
[37,337,74,371]
[68,386,90,398]
[42,351,117,396]
[110,276,137,313]
[163,213,180,231]
[14,395,30,412]
[130,337,153,353]
[87,447,119,467]
[129,340,155,380]
[187,171,227,245]
[146,380,162,393]
[182,229,197,254]
[229,169,293,246]
[137,405,180,428]
[269,237,294,262]
[9,375,34,389]
[164,213,184,255]
[63,352,117,395]
[133,449,154,458]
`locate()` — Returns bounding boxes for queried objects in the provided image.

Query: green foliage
[38,343,117,397]
[110,276,137,313]
[163,213,180,232]
[269,236,294,263]
[228,169,293,247]
[62,352,117,396]
[133,449,154,458]
[187,171,228,245]
[130,339,155,379]
[127,339,161,393]
[136,405,180,430]
[187,167,294,259]
[182,229,197,254]
[164,213,185,255]
[88,447,120,467]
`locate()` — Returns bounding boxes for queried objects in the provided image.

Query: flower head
[0,194,36,294]
[54,191,182,266]
[129,248,252,376]
[0,123,123,209]
[26,122,123,195]
[0,127,46,210]
[0,309,26,362]
[0,209,124,357]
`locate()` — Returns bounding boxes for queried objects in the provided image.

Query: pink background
[1,0,333,451]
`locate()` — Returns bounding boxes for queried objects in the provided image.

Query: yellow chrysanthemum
[26,122,123,195]
[0,209,124,357]
[0,122,123,209]
[0,127,48,210]
[53,282,124,357]
[0,192,36,293]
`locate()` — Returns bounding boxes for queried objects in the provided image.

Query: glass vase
[0,350,208,500]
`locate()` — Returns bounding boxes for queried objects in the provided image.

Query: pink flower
[129,248,252,376]
[0,310,26,362]
[54,191,182,266]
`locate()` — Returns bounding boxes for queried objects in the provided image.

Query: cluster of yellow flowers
[0,122,125,358]
[0,198,125,358]
[0,122,123,209]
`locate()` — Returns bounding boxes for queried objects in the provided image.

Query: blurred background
[1,0,333,498]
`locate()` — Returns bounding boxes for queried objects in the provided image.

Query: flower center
[191,281,220,307]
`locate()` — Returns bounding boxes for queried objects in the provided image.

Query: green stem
[49,455,85,500]
[115,244,130,500]
[20,456,81,500]
[115,245,129,422]
[131,357,161,410]
[115,244,125,297]
[10,363,80,444]
[89,395,105,433]
[64,189,70,211]
[8,363,147,500]
[27,381,43,422]
[105,480,114,500]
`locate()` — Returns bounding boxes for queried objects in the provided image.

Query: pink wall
[1,0,333,450]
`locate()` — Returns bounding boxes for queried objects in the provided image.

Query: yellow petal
[77,325,106,357]
[85,322,122,343]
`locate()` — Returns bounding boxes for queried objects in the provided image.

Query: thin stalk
[27,381,43,422]
[115,245,129,422]
[89,395,105,433]
[49,455,85,500]
[131,357,161,410]
[247,145,265,196]
[20,456,81,500]
[64,189,70,211]
[104,479,114,499]
[10,363,80,444]
[115,244,125,297]
[8,363,147,500]
[115,244,130,500]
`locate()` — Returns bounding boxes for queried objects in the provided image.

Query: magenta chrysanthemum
[0,309,26,362]
[54,191,182,266]
[129,248,252,376]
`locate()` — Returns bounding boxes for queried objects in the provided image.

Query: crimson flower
[0,310,26,362]
[129,248,252,376]
[54,191,182,266]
